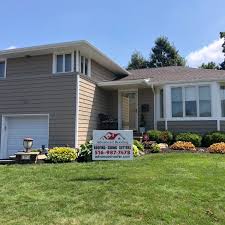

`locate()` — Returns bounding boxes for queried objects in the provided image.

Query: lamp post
[23,138,33,152]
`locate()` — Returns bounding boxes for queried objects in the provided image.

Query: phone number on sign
[94,150,131,155]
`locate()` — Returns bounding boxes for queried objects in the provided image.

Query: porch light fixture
[23,138,33,152]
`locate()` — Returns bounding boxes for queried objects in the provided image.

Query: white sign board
[92,130,133,160]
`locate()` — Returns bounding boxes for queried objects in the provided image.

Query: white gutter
[98,78,150,87]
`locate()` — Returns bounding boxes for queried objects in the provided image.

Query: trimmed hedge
[147,130,173,144]
[175,133,202,147]
[47,147,78,163]
[147,130,161,142]
[202,132,225,147]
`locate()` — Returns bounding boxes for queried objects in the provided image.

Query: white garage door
[6,115,49,157]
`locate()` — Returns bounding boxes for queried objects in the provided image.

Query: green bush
[47,147,78,163]
[202,132,225,147]
[159,131,173,144]
[133,140,144,151]
[133,145,139,157]
[147,130,162,142]
[77,140,92,162]
[175,133,202,147]
[151,144,160,153]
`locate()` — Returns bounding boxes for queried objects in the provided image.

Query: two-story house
[0,40,225,159]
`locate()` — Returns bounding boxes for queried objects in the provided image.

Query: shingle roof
[120,66,225,83]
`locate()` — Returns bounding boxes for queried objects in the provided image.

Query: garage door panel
[6,116,49,157]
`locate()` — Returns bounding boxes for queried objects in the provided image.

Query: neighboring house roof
[0,40,129,76]
[122,66,225,83]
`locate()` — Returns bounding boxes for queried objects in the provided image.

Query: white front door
[119,90,138,130]
[1,115,49,158]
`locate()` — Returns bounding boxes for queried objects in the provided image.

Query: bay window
[199,86,211,117]
[80,55,89,76]
[171,85,211,118]
[220,85,225,117]
[171,87,183,117]
[185,87,197,116]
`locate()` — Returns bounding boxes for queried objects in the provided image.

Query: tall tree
[127,51,148,70]
[220,32,225,70]
[200,62,219,69]
[149,36,185,68]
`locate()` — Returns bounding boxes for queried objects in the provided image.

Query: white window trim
[170,83,212,119]
[0,59,7,79]
[79,54,91,77]
[53,52,74,74]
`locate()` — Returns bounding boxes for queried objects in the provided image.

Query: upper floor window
[80,55,89,76]
[54,53,74,74]
[171,85,211,118]
[0,60,6,78]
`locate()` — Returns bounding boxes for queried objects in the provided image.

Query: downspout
[151,84,157,130]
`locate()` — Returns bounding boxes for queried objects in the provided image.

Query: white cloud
[6,46,17,50]
[186,39,224,67]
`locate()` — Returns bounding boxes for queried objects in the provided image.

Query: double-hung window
[0,60,6,78]
[171,85,211,118]
[185,86,197,117]
[199,86,211,117]
[55,53,73,73]
[171,87,183,117]
[220,85,225,117]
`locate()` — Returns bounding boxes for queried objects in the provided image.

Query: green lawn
[0,153,225,225]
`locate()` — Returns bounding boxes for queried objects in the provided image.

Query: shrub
[151,144,160,153]
[202,132,225,147]
[47,147,78,163]
[170,141,196,151]
[77,140,92,162]
[175,133,202,147]
[147,130,162,142]
[159,131,173,144]
[133,140,144,151]
[208,142,225,154]
[133,145,139,157]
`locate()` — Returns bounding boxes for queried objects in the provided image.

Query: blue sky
[1,0,225,67]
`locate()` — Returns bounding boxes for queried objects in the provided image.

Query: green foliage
[159,131,173,144]
[220,32,225,70]
[147,130,162,142]
[149,36,185,68]
[47,147,78,163]
[175,133,202,147]
[127,51,149,70]
[151,144,160,153]
[200,61,219,70]
[78,141,92,162]
[202,132,225,147]
[133,140,144,151]
[132,145,139,157]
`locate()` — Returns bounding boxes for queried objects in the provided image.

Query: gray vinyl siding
[91,60,117,82]
[220,121,225,131]
[157,121,165,131]
[1,54,77,147]
[138,88,154,130]
[167,120,217,134]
